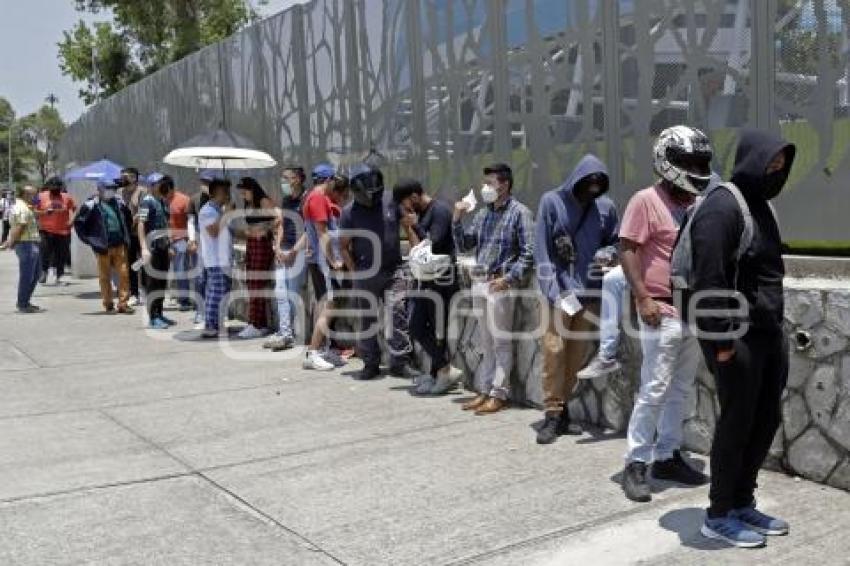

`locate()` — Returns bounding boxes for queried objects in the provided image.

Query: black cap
[483,163,512,176]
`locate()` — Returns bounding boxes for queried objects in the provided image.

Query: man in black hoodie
[690,129,795,548]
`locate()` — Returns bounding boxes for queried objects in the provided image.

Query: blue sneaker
[149,317,170,330]
[730,506,790,536]
[701,516,766,548]
[160,315,177,326]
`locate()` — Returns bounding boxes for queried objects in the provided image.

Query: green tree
[19,106,67,184]
[0,98,33,188]
[58,0,266,105]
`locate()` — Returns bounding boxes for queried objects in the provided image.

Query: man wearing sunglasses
[534,155,620,444]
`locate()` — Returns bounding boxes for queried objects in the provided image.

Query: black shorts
[308,263,344,302]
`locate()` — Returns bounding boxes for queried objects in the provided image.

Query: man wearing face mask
[35,177,76,286]
[534,155,620,444]
[138,174,174,330]
[689,130,796,548]
[74,179,135,314]
[452,163,535,415]
[119,167,145,306]
[266,165,308,351]
[339,163,416,381]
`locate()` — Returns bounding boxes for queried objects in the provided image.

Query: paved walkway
[1,251,849,565]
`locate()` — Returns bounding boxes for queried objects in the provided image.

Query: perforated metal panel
[57,0,850,241]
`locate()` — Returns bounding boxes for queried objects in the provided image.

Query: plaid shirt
[453,196,535,285]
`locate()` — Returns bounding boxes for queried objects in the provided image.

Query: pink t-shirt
[619,185,691,318]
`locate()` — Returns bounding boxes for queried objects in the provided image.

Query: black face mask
[354,188,382,208]
[763,170,788,200]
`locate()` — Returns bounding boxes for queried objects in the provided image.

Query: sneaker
[149,317,170,330]
[117,306,135,315]
[160,315,177,326]
[16,305,43,314]
[265,335,294,352]
[105,304,116,313]
[652,451,708,486]
[577,356,622,380]
[55,277,69,287]
[536,413,561,445]
[730,505,789,536]
[557,409,583,435]
[303,350,335,371]
[238,324,266,339]
[128,296,140,307]
[38,273,47,285]
[389,363,422,380]
[414,374,436,395]
[353,365,381,381]
[431,365,463,395]
[321,350,348,368]
[623,461,652,502]
[201,328,219,339]
[193,312,204,329]
[178,303,193,312]
[701,516,766,548]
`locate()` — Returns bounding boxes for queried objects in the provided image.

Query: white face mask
[280,181,293,196]
[102,189,116,200]
[480,183,498,204]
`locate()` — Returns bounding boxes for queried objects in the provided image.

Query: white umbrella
[163,129,277,170]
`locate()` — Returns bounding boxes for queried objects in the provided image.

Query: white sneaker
[303,350,335,371]
[414,374,436,395]
[577,356,622,380]
[431,365,463,395]
[237,325,267,339]
[128,296,140,307]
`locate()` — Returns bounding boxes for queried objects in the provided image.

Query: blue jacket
[74,196,133,255]
[535,154,620,305]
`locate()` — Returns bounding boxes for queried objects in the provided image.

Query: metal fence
[57,0,850,242]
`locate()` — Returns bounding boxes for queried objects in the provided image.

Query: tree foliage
[0,98,67,187]
[58,0,266,105]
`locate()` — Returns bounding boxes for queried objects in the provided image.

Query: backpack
[670,182,755,291]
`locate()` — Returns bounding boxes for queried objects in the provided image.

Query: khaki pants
[97,245,130,310]
[541,302,599,414]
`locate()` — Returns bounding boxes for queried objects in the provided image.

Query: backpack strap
[714,182,753,289]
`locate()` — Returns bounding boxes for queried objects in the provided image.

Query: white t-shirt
[199,202,232,268]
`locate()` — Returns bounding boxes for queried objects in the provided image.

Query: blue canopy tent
[64,159,125,182]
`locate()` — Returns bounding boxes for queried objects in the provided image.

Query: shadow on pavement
[658,507,728,550]
[74,292,102,300]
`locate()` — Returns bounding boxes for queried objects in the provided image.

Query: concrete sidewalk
[1,251,848,565]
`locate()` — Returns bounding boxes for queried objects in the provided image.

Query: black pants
[410,280,458,375]
[40,232,71,278]
[144,246,171,319]
[700,328,788,518]
[353,266,412,369]
[128,235,141,298]
[1,220,10,244]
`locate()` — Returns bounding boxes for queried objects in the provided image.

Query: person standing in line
[166,182,193,311]
[691,130,796,548]
[0,185,44,313]
[619,126,712,503]
[187,170,216,328]
[266,165,308,351]
[74,179,135,314]
[120,167,146,306]
[534,155,620,444]
[393,178,463,395]
[138,174,174,330]
[452,163,535,415]
[35,177,76,286]
[236,177,277,339]
[0,190,14,244]
[199,178,235,339]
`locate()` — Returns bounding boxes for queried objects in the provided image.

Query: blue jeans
[15,242,42,309]
[599,265,629,360]
[274,261,306,340]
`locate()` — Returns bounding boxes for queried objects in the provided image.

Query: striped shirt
[453,196,535,284]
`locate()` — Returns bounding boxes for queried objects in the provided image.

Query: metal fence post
[406,0,429,182]
[488,0,511,162]
[750,0,777,131]
[343,0,364,152]
[600,0,624,202]
[291,4,313,168]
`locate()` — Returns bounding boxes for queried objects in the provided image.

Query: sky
[0,0,306,125]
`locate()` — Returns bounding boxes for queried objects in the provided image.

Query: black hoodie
[690,129,796,349]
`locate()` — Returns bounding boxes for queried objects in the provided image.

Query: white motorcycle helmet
[409,239,452,282]
[653,125,714,195]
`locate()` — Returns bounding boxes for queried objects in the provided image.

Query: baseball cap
[311,163,336,181]
[98,178,119,190]
[146,172,165,186]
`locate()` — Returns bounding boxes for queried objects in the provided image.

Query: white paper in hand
[558,293,583,316]
[461,188,477,211]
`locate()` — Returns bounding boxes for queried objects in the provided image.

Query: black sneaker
[389,363,421,380]
[652,451,708,486]
[536,413,560,445]
[353,365,381,381]
[556,409,583,435]
[623,461,652,502]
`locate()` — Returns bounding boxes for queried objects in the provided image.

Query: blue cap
[97,178,119,190]
[146,172,165,186]
[311,163,336,181]
[199,169,217,182]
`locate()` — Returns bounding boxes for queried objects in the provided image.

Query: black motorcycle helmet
[348,163,384,208]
